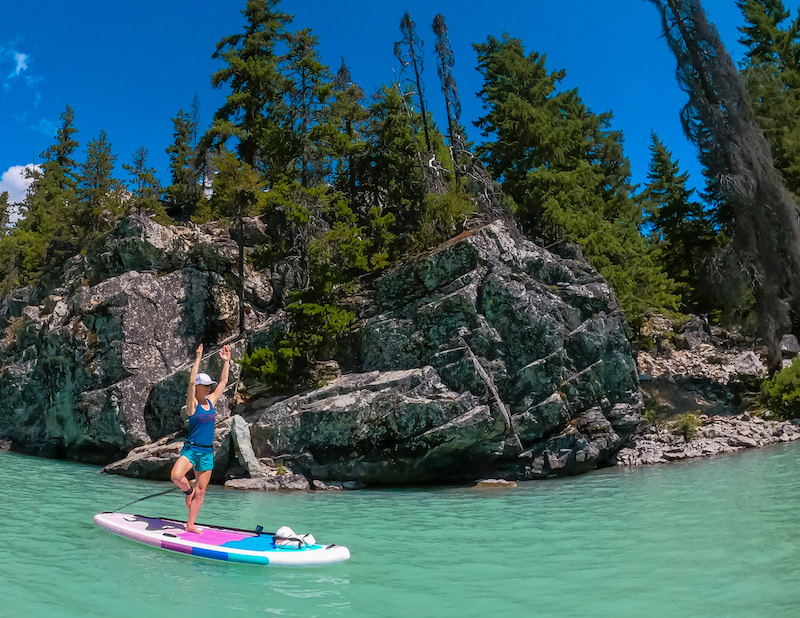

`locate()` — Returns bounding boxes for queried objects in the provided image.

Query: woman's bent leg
[170,455,194,508]
[186,469,212,534]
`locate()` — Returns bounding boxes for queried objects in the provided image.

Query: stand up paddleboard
[93,512,350,567]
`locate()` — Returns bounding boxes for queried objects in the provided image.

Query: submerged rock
[224,474,310,491]
[475,479,518,488]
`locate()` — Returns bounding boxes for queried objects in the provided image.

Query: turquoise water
[2,445,800,618]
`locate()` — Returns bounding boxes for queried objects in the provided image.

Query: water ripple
[2,443,800,617]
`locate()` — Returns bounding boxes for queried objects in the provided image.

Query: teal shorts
[181,445,214,472]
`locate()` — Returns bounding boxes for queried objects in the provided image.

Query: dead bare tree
[432,14,466,186]
[394,12,433,154]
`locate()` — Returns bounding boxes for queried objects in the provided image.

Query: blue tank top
[187,399,215,453]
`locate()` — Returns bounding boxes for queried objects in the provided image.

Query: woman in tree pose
[170,343,230,534]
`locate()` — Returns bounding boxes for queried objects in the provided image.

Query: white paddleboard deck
[94,512,350,567]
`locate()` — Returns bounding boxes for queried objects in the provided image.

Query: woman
[170,343,230,534]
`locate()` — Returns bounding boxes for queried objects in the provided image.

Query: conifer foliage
[737,0,800,200]
[641,133,715,312]
[7,0,798,382]
[474,34,679,328]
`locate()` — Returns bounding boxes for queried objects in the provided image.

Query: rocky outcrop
[2,216,645,485]
[614,414,800,466]
[244,221,643,483]
[0,215,265,462]
[637,315,770,417]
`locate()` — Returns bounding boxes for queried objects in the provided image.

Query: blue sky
[1,0,797,205]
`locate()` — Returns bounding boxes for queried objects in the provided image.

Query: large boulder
[0,216,264,462]
[247,220,642,483]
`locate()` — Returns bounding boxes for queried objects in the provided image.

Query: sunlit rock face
[0,215,264,462]
[246,220,643,483]
[1,216,642,483]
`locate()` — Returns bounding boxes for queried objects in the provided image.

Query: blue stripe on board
[192,547,229,561]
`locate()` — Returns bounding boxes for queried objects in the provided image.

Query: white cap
[195,373,218,387]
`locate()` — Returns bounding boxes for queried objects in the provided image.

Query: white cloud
[2,46,39,103]
[10,52,27,78]
[0,165,38,224]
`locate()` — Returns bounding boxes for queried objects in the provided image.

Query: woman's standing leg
[186,469,212,534]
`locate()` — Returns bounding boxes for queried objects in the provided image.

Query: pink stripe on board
[177,529,250,545]
[162,541,193,554]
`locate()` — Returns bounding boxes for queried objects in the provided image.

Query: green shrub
[241,301,355,390]
[410,192,476,251]
[671,412,701,442]
[761,360,800,420]
[643,408,665,428]
[282,301,355,364]
[239,346,293,388]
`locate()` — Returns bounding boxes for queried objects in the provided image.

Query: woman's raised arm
[210,345,230,405]
[186,344,203,416]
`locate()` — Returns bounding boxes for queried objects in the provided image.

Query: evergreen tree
[738,0,794,63]
[42,105,79,194]
[206,0,293,173]
[10,106,81,283]
[737,0,800,199]
[284,27,330,188]
[326,59,368,200]
[641,134,715,311]
[165,108,200,216]
[123,147,168,223]
[190,93,201,150]
[432,14,466,185]
[474,34,678,328]
[206,150,264,333]
[22,106,80,239]
[364,84,425,226]
[77,130,119,237]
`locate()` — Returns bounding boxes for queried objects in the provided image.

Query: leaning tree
[647,0,800,368]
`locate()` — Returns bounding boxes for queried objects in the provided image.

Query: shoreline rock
[612,414,800,467]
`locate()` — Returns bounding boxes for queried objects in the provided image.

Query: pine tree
[284,27,329,188]
[12,106,81,282]
[641,134,715,311]
[77,130,119,237]
[738,0,800,199]
[474,34,679,328]
[42,105,79,194]
[364,84,425,226]
[326,59,368,200]
[206,0,293,172]
[165,108,200,216]
[123,147,168,223]
[22,106,80,239]
[738,0,793,63]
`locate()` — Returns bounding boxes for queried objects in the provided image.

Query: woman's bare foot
[185,524,202,534]
[184,489,193,509]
